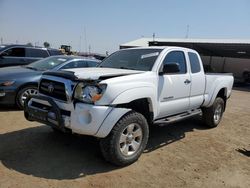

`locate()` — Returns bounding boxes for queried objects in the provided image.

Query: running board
[154,109,202,126]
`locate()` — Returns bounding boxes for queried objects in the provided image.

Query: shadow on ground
[0,126,117,180]
[0,105,20,112]
[0,117,205,180]
[145,117,205,152]
[236,148,250,157]
[233,83,250,92]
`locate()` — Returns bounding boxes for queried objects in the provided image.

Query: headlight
[0,80,15,86]
[74,83,107,103]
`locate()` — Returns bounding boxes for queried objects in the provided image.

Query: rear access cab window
[188,52,201,73]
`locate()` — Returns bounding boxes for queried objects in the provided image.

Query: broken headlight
[74,83,107,103]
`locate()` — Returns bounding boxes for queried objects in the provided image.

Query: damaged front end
[23,70,131,137]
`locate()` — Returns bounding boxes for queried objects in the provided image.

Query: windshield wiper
[119,67,136,70]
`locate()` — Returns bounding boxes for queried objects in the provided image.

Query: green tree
[43,42,50,48]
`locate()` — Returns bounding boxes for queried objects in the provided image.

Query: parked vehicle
[24,47,234,166]
[0,55,100,108]
[0,44,63,67]
[59,45,73,55]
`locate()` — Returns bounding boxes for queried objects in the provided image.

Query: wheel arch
[110,87,157,121]
[205,83,230,108]
[16,82,38,98]
[116,98,154,125]
[15,82,39,107]
[216,88,227,111]
[95,97,155,138]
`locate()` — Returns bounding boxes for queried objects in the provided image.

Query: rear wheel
[202,97,225,128]
[16,86,38,109]
[100,111,149,166]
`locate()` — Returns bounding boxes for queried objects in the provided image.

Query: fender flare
[111,86,157,117]
[207,85,228,107]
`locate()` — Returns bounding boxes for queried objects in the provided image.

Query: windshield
[26,56,70,71]
[99,49,163,71]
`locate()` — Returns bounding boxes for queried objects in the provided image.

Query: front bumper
[24,95,69,132]
[24,95,130,137]
[0,87,16,105]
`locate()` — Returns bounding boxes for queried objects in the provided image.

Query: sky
[0,0,250,54]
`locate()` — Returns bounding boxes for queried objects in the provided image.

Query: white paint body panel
[157,74,191,118]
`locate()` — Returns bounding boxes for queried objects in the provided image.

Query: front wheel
[16,86,38,109]
[100,111,149,166]
[202,97,225,128]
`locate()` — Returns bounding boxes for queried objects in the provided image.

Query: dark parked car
[0,55,100,108]
[0,44,63,67]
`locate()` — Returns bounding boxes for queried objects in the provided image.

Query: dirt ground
[0,86,249,188]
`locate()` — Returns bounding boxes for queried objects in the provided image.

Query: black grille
[39,79,67,101]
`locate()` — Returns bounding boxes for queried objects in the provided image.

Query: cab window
[188,52,201,73]
[162,51,187,74]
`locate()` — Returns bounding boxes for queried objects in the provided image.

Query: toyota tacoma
[24,47,234,166]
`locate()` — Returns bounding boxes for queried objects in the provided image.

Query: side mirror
[160,63,180,74]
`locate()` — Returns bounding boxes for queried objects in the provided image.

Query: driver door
[157,50,191,118]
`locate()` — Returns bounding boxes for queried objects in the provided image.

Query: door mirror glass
[162,63,180,74]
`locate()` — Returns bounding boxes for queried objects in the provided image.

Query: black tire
[202,97,225,128]
[16,85,38,109]
[100,111,149,166]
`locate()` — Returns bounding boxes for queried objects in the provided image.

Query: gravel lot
[0,86,249,188]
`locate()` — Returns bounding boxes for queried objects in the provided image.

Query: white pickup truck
[24,47,234,166]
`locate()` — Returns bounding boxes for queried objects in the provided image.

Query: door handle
[184,79,191,84]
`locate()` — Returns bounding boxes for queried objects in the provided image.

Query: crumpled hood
[65,67,145,80]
